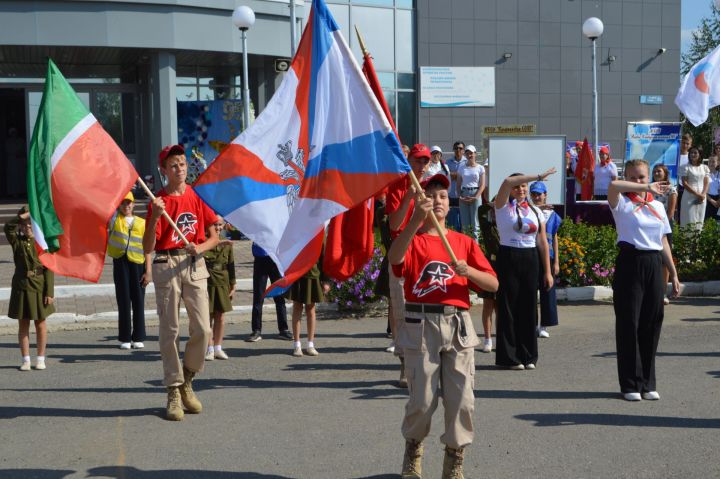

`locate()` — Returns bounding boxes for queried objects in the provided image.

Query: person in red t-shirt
[389,173,498,479]
[384,144,431,387]
[143,144,219,421]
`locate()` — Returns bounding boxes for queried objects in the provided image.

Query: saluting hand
[649,181,670,196]
[539,167,557,180]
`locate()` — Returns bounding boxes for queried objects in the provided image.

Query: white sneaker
[131,342,145,349]
[34,359,46,370]
[509,364,525,370]
[205,350,215,361]
[386,341,396,353]
[19,361,31,371]
[623,392,642,401]
[642,391,660,400]
[538,327,550,338]
[482,338,492,353]
[663,296,670,306]
[119,342,131,350]
[214,349,229,360]
[525,363,536,370]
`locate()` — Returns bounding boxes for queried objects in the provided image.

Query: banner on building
[177,100,244,181]
[482,124,536,136]
[420,67,495,108]
[624,122,681,184]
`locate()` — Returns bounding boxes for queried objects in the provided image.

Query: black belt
[156,249,186,256]
[406,303,467,315]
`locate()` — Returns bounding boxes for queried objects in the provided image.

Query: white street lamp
[233,6,256,130]
[583,17,604,165]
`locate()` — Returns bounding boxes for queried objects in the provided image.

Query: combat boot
[441,446,465,479]
[401,439,423,478]
[179,366,202,413]
[166,386,184,421]
[398,356,408,388]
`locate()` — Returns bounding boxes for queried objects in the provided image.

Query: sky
[682,0,714,54]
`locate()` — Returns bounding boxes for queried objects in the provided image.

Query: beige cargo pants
[153,251,211,387]
[398,305,479,449]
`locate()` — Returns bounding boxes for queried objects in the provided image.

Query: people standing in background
[446,140,466,231]
[593,146,618,200]
[679,146,709,230]
[457,145,485,239]
[494,169,555,370]
[529,182,561,339]
[204,217,235,361]
[107,191,150,350]
[608,159,679,402]
[705,156,720,220]
[651,164,678,306]
[248,243,291,342]
[5,206,54,371]
[424,145,450,180]
[678,133,692,169]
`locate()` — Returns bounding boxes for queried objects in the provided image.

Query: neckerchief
[625,192,662,220]
[600,157,611,166]
[512,198,530,216]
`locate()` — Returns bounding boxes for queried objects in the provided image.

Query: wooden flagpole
[135,176,190,246]
[355,26,458,264]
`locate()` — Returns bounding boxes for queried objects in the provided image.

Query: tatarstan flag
[27,59,138,282]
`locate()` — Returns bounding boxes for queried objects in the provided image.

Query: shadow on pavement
[56,351,161,363]
[681,317,720,322]
[476,389,617,400]
[709,370,720,378]
[86,466,294,478]
[2,386,157,394]
[352,475,399,479]
[283,362,396,372]
[0,469,75,479]
[594,351,720,358]
[516,413,720,428]
[0,406,161,419]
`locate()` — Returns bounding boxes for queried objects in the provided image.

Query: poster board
[488,136,566,205]
[420,67,495,108]
[624,122,681,184]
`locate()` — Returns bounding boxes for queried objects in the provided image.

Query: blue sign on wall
[639,95,664,105]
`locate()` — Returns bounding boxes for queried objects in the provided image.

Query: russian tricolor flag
[195,0,409,295]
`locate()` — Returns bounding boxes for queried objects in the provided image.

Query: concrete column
[150,52,177,160]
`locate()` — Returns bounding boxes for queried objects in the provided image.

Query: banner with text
[420,67,495,108]
[624,122,681,184]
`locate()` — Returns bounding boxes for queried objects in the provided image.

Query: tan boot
[401,439,423,478]
[398,356,408,389]
[179,366,202,413]
[441,446,465,479]
[166,386,184,421]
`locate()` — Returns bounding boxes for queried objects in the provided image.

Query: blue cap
[529,181,547,194]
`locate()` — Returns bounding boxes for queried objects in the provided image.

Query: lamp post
[583,17,604,164]
[232,6,256,130]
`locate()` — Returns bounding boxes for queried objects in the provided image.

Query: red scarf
[600,157,611,166]
[625,192,662,220]
[512,199,530,215]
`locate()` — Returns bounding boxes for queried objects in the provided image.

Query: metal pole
[241,28,251,130]
[592,38,599,163]
[290,0,297,57]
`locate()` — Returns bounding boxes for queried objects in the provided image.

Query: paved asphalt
[0,298,718,479]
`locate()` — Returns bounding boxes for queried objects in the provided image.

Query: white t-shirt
[610,194,671,251]
[457,163,485,192]
[593,162,618,195]
[678,153,689,169]
[495,200,545,248]
[423,161,449,179]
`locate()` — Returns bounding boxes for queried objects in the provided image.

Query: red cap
[599,146,610,155]
[420,173,450,190]
[575,141,583,148]
[409,143,431,160]
[158,144,185,166]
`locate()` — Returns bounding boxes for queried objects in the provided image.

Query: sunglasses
[453,146,464,150]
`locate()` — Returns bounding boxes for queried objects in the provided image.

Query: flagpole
[355,26,458,264]
[135,177,190,246]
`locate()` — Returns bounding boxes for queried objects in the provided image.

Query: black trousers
[612,247,664,393]
[496,246,539,366]
[251,256,288,333]
[113,256,146,343]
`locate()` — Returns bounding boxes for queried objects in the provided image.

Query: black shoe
[278,330,293,340]
[246,331,262,342]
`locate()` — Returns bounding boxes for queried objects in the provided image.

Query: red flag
[575,138,595,201]
[323,41,398,281]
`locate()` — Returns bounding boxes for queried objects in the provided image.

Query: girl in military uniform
[286,258,329,357]
[5,206,55,371]
[204,217,235,360]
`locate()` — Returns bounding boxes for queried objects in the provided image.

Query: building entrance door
[0,89,27,199]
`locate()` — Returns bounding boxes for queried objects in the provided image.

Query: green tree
[680,2,720,155]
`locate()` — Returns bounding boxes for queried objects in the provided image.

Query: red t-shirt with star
[392,230,496,308]
[386,176,414,239]
[147,186,217,250]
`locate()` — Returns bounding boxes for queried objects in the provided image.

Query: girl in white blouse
[493,168,555,370]
[679,147,709,230]
[608,159,680,402]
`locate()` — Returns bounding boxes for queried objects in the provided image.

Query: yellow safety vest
[107,215,146,264]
